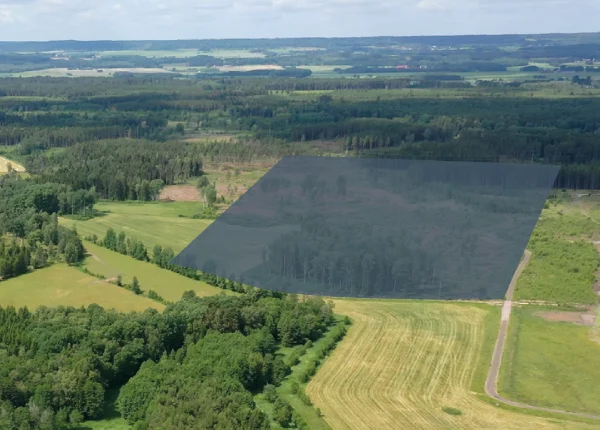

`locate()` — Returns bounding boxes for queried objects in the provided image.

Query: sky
[0,0,598,41]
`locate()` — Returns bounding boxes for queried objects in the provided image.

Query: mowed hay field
[499,307,600,415]
[82,241,231,302]
[61,201,211,253]
[307,300,594,430]
[0,263,162,312]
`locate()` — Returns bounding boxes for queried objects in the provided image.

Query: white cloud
[0,0,596,40]
[0,6,13,23]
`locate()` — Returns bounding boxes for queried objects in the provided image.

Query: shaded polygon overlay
[172,157,559,300]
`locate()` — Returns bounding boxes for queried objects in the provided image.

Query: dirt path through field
[485,249,600,421]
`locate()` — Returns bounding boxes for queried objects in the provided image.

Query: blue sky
[0,0,597,41]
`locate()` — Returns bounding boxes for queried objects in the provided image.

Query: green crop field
[61,201,211,254]
[82,242,232,302]
[499,307,600,415]
[0,263,162,312]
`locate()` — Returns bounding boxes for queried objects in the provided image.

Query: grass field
[0,263,162,312]
[515,195,600,304]
[61,201,211,254]
[82,242,231,302]
[306,300,593,429]
[499,307,600,415]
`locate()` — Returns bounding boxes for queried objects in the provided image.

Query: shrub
[442,406,462,416]
[263,384,277,402]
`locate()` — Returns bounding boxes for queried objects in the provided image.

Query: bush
[273,399,293,427]
[263,384,277,402]
[442,406,462,416]
[298,390,312,406]
[148,290,166,304]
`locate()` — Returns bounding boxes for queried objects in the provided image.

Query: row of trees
[101,229,149,262]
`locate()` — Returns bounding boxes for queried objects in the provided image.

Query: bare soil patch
[159,185,201,202]
[534,310,596,325]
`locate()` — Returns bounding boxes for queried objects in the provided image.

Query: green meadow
[61,201,211,254]
[0,263,162,312]
[499,307,600,415]
[82,242,232,302]
[515,197,600,304]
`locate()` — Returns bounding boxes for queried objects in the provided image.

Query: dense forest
[1,75,600,188]
[0,293,335,429]
[26,140,203,200]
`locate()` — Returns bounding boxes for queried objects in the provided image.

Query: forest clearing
[0,155,25,173]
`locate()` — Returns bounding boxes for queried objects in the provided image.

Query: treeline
[0,175,89,279]
[101,229,149,261]
[26,140,204,200]
[214,68,312,78]
[91,229,252,294]
[0,292,335,429]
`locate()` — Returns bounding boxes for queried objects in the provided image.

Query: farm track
[486,247,600,421]
[307,299,592,429]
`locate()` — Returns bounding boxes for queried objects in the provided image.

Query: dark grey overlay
[172,157,559,299]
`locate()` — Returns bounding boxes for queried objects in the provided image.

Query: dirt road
[485,249,600,421]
